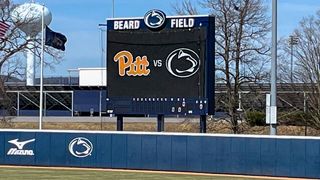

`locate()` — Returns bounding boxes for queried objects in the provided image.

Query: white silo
[11,3,52,86]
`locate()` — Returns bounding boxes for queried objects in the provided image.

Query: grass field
[0,166,281,180]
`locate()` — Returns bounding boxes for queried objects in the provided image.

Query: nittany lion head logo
[144,9,166,30]
[69,137,93,158]
[166,48,200,78]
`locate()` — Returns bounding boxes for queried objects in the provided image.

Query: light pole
[98,25,106,130]
[270,0,277,135]
[288,35,298,83]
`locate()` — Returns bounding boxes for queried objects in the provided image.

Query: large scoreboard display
[106,10,214,116]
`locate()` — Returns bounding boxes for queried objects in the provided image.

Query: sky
[12,0,320,77]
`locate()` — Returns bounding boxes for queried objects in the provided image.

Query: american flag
[0,21,9,38]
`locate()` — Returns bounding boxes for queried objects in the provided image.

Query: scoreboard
[106,10,215,116]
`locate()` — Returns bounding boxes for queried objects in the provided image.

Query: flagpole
[112,0,115,18]
[39,5,45,130]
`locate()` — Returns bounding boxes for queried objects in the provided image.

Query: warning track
[0,165,311,180]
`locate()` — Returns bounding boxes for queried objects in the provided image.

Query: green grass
[0,167,273,180]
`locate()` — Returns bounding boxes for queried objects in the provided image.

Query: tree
[285,11,320,129]
[0,1,63,120]
[173,0,199,15]
[174,0,271,133]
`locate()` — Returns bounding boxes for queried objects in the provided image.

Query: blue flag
[45,26,67,51]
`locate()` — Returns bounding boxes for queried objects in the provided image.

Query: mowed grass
[0,167,274,180]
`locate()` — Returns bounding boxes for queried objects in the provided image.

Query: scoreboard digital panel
[106,10,215,116]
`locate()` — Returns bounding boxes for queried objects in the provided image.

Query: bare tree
[174,0,271,133]
[287,11,320,129]
[277,37,292,83]
[173,0,199,15]
[0,1,64,121]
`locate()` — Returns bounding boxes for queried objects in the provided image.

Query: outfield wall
[0,130,319,178]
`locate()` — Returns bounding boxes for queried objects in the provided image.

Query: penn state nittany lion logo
[144,9,166,30]
[166,48,200,78]
[69,137,93,158]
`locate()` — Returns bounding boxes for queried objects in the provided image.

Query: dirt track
[0,165,309,180]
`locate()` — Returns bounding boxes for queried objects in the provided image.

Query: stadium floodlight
[288,35,299,83]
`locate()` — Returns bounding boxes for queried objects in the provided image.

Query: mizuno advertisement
[7,138,35,156]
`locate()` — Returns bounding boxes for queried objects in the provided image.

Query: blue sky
[12,0,320,77]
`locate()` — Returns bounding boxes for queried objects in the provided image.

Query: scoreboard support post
[200,115,206,133]
[157,114,165,132]
[116,115,123,131]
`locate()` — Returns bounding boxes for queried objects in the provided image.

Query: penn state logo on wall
[144,9,166,30]
[166,48,200,78]
[69,137,93,158]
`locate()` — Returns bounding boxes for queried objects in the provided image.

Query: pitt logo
[114,51,150,76]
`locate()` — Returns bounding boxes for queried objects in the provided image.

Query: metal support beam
[44,92,46,117]
[99,90,102,117]
[117,115,123,131]
[17,92,20,116]
[200,115,207,133]
[71,91,74,117]
[303,91,307,113]
[304,91,308,136]
[46,93,72,112]
[20,93,40,108]
[157,114,164,132]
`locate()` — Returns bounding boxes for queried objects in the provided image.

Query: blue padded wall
[0,130,319,179]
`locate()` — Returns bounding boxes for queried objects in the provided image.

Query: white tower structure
[11,3,52,86]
